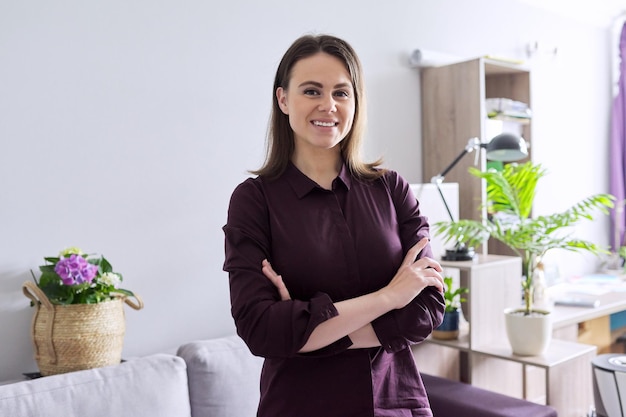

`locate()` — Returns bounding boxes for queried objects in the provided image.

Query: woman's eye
[303,89,320,96]
[334,90,350,98]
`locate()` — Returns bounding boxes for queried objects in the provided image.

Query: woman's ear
[276,87,289,115]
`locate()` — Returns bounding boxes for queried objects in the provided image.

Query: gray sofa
[0,335,556,417]
[0,335,263,417]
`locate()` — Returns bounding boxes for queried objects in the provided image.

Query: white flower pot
[504,307,552,356]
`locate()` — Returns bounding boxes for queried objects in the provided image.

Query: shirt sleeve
[223,179,352,359]
[371,172,446,353]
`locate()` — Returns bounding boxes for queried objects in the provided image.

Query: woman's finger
[262,259,291,301]
[401,237,429,267]
[413,256,443,272]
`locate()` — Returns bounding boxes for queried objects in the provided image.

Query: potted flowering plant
[23,246,142,376]
[32,246,134,305]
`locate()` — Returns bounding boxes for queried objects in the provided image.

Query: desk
[552,289,626,329]
[550,282,626,351]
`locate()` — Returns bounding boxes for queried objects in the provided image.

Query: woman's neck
[291,148,342,190]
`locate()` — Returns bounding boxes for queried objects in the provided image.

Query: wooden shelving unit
[411,255,596,417]
[420,57,532,256]
[416,58,599,416]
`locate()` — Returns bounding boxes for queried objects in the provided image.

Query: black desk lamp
[431,132,529,261]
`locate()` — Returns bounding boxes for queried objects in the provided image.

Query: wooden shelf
[427,323,470,351]
[473,339,596,368]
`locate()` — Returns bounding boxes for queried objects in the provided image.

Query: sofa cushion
[177,334,264,417]
[0,354,191,417]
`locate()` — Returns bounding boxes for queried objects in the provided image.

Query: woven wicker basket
[22,281,143,376]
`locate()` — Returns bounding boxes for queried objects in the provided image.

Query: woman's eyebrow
[298,81,353,89]
[298,81,323,88]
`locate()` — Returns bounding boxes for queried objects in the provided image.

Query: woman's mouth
[312,120,338,127]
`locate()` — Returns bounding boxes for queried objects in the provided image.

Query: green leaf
[39,264,56,274]
[100,257,113,273]
[39,271,60,287]
[111,288,134,297]
[441,276,468,312]
[470,161,546,219]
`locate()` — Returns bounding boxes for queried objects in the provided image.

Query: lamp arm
[430,137,482,183]
[430,137,482,223]
[434,181,456,222]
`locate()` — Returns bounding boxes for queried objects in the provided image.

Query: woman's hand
[262,259,291,301]
[379,237,444,310]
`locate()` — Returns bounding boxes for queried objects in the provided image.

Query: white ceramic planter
[504,307,552,356]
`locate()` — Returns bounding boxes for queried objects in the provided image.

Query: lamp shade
[485,132,528,162]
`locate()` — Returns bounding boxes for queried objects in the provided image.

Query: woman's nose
[318,95,337,112]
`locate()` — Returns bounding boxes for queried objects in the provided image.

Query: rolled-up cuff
[298,292,354,357]
[371,311,408,353]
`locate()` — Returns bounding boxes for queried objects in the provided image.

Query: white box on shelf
[410,182,459,261]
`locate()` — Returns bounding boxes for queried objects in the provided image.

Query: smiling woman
[222,34,446,417]
[275,53,356,188]
[250,35,376,182]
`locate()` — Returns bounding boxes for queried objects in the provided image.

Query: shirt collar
[337,162,353,190]
[285,161,352,199]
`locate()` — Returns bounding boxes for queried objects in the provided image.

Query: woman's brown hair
[251,34,383,180]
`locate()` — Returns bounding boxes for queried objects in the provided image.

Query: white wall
[0,0,616,380]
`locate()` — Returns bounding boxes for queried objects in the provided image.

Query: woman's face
[276,52,355,155]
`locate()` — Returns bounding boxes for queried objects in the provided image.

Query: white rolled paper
[409,49,461,68]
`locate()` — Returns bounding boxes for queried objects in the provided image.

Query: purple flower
[54,254,98,286]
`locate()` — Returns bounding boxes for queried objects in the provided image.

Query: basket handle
[123,294,144,311]
[22,281,58,363]
[23,281,54,310]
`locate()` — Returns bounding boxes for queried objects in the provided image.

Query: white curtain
[610,19,626,252]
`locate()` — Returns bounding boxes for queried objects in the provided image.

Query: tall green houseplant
[434,161,614,315]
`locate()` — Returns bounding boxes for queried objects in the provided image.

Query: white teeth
[313,121,336,127]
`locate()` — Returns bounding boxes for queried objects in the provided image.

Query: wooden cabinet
[420,57,532,256]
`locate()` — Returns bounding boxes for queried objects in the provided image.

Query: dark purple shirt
[223,162,444,417]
